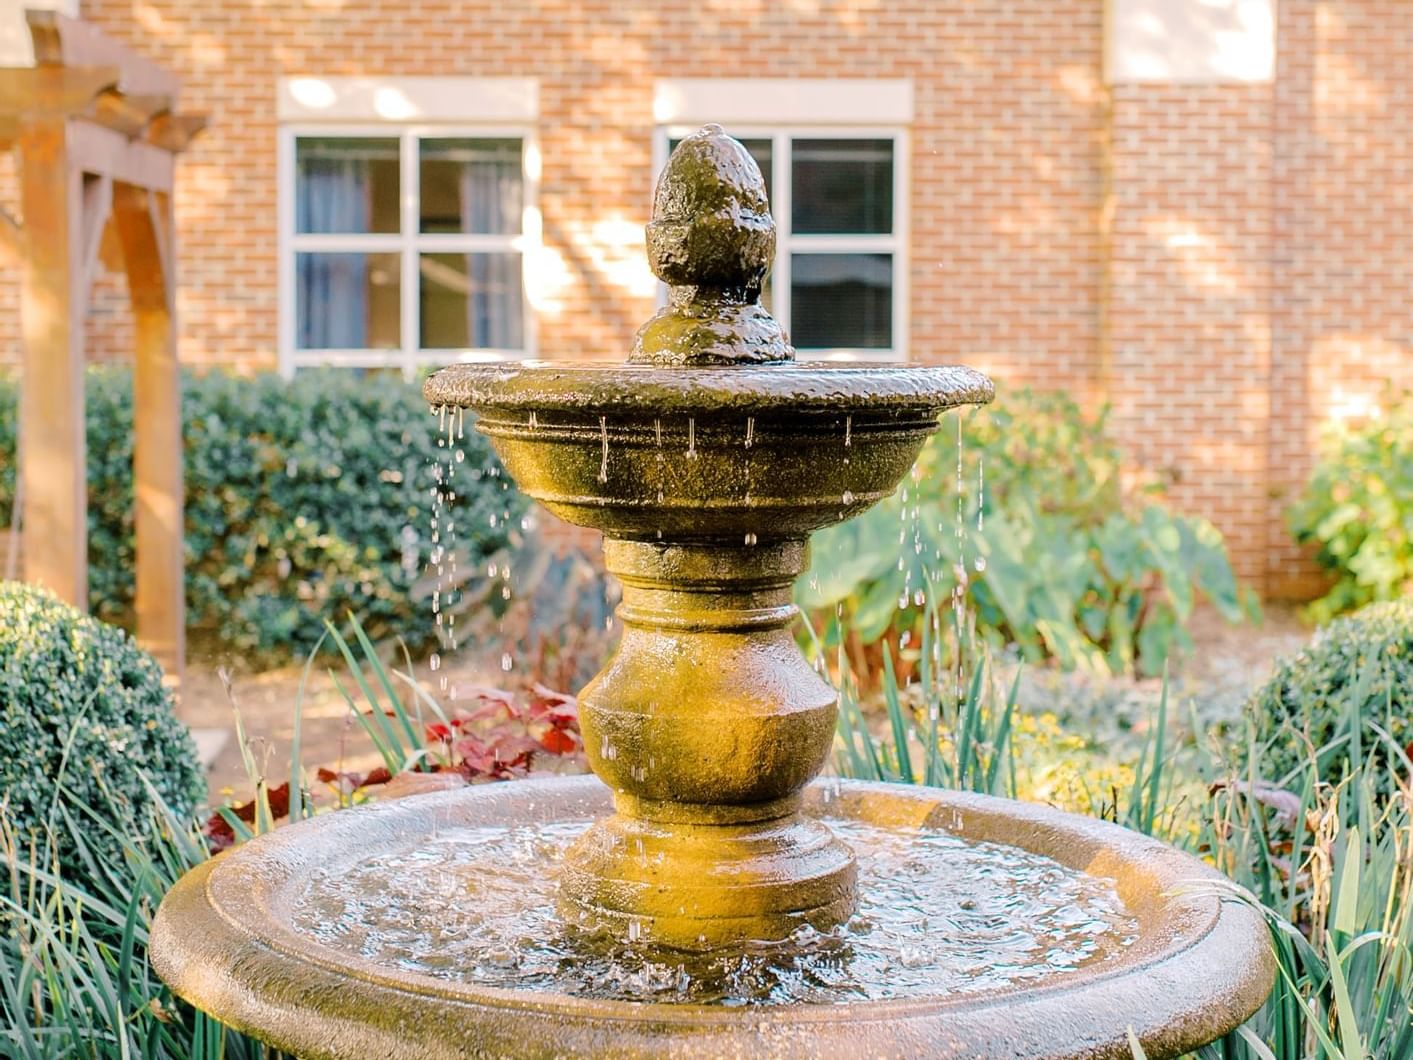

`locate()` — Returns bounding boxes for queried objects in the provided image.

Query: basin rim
[423,361,995,416]
[152,775,1274,1059]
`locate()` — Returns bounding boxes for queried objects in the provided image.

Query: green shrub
[800,388,1253,676]
[838,613,1413,1060]
[1246,598,1413,792]
[0,581,204,893]
[0,368,522,664]
[1290,390,1413,624]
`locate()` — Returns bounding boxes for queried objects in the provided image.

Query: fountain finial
[630,124,794,366]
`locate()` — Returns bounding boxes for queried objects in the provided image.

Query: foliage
[1290,391,1413,624]
[0,368,523,665]
[1203,741,1413,1059]
[1,788,282,1059]
[1,614,578,1055]
[840,609,1413,1060]
[1245,599,1413,796]
[800,388,1253,678]
[0,581,204,897]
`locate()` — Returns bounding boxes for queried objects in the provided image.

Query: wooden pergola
[0,10,204,680]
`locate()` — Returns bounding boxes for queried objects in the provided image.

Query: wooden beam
[79,172,112,296]
[0,205,20,270]
[0,66,121,129]
[27,10,180,99]
[113,183,185,682]
[18,118,88,610]
[69,120,173,192]
[90,90,172,139]
[144,111,207,154]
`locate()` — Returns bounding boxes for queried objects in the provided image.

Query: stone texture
[152,776,1275,1059]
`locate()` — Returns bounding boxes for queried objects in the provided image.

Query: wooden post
[17,117,88,609]
[114,182,184,682]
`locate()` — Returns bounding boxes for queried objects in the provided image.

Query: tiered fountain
[153,126,1272,1058]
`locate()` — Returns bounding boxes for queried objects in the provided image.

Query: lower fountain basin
[152,776,1273,1059]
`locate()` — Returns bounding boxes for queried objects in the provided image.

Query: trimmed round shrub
[0,582,205,884]
[1247,599,1413,790]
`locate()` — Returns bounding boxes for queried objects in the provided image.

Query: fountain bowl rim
[151,775,1273,1059]
[422,361,994,416]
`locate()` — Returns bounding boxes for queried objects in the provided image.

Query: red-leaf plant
[205,682,582,851]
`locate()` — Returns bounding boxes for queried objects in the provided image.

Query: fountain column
[560,538,855,947]
[551,126,861,947]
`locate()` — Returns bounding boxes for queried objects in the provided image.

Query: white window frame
[654,125,909,362]
[278,123,540,377]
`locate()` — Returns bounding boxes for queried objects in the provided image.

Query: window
[660,129,906,360]
[280,128,535,374]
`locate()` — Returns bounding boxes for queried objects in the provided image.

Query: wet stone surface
[292,815,1138,1006]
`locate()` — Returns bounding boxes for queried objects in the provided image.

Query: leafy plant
[1202,743,1413,1059]
[1,788,282,1059]
[838,607,1413,1060]
[1290,390,1413,624]
[800,389,1254,678]
[0,368,524,665]
[1245,599,1413,797]
[0,581,204,898]
[2,612,579,1055]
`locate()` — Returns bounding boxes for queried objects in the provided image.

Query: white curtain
[459,142,521,349]
[297,149,371,349]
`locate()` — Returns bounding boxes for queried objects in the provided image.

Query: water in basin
[292,813,1138,1006]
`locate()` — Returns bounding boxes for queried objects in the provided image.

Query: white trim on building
[277,76,539,124]
[653,78,914,127]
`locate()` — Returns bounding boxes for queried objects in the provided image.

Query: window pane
[420,252,523,349]
[295,137,399,234]
[420,138,523,235]
[790,253,892,349]
[668,136,773,210]
[791,139,893,234]
[296,252,400,349]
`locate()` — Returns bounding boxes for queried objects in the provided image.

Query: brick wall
[0,1,1407,596]
[1104,83,1275,581]
[1267,0,1413,596]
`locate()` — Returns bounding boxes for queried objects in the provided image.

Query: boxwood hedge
[1247,598,1413,791]
[0,368,521,664]
[0,581,205,888]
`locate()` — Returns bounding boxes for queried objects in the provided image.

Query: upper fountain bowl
[424,124,993,542]
[423,360,992,541]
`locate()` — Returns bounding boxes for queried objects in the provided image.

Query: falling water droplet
[529,410,538,431]
[598,416,609,483]
[429,653,441,672]
[744,532,757,546]
[455,449,465,464]
[844,414,852,447]
[974,556,988,573]
[744,416,755,449]
[977,456,985,533]
[686,417,698,460]
[500,652,513,672]
[842,490,855,505]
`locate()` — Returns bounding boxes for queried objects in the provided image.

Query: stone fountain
[152,126,1273,1058]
